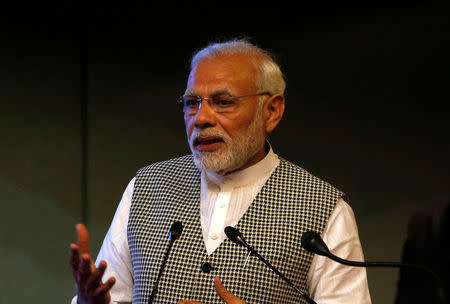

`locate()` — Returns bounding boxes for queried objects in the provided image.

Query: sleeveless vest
[128,155,343,304]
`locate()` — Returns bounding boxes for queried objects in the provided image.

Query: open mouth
[194,136,225,151]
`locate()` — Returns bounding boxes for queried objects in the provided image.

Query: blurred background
[0,1,448,303]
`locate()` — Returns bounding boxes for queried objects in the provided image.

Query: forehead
[187,55,258,95]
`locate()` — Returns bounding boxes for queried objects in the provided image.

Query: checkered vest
[128,155,343,304]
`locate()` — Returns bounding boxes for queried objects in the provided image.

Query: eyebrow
[184,89,233,97]
[211,89,232,96]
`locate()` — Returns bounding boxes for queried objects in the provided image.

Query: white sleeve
[306,198,372,304]
[71,177,135,304]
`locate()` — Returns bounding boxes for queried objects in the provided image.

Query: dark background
[0,1,448,303]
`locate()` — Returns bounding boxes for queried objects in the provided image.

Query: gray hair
[190,38,286,96]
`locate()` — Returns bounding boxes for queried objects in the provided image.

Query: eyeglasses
[177,92,271,115]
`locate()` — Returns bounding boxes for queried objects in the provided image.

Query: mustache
[189,129,229,146]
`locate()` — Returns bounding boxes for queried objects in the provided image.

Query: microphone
[148,221,183,304]
[224,226,317,304]
[301,230,446,304]
[169,221,183,241]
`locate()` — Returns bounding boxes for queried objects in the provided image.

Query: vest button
[201,262,213,273]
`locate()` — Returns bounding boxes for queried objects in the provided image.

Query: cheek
[184,115,203,141]
[184,116,193,136]
[220,119,248,138]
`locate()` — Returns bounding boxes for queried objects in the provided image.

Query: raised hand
[178,276,246,304]
[70,224,116,304]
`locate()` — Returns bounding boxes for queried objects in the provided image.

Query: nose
[193,98,217,128]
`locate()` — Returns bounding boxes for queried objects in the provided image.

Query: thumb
[214,276,245,304]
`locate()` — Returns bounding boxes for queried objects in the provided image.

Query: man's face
[184,54,267,175]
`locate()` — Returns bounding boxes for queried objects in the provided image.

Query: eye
[212,97,235,107]
[184,96,200,107]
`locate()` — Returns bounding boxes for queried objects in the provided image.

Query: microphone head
[169,221,183,241]
[224,226,250,249]
[301,231,331,257]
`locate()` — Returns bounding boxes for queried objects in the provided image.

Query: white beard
[188,106,266,175]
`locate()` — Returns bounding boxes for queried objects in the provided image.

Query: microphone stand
[225,226,317,304]
[301,230,447,304]
[245,246,317,304]
[148,239,174,304]
[148,222,183,304]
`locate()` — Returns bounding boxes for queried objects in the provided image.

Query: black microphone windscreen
[224,226,239,241]
[301,231,331,257]
[169,221,183,241]
[225,226,250,249]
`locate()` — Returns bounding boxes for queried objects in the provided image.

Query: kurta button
[201,262,213,273]
[210,233,218,240]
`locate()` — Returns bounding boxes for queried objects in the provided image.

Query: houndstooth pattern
[128,155,343,304]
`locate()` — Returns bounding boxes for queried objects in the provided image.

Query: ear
[263,94,285,134]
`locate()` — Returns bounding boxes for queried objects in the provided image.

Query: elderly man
[70,39,371,304]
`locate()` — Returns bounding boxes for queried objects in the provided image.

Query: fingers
[76,223,91,254]
[86,260,107,291]
[75,258,115,303]
[214,277,245,304]
[70,243,80,271]
[78,253,93,289]
[93,276,116,298]
[96,260,108,279]
[70,224,113,304]
[178,277,245,304]
[214,276,233,301]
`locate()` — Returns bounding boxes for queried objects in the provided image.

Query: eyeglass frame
[177,91,272,114]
